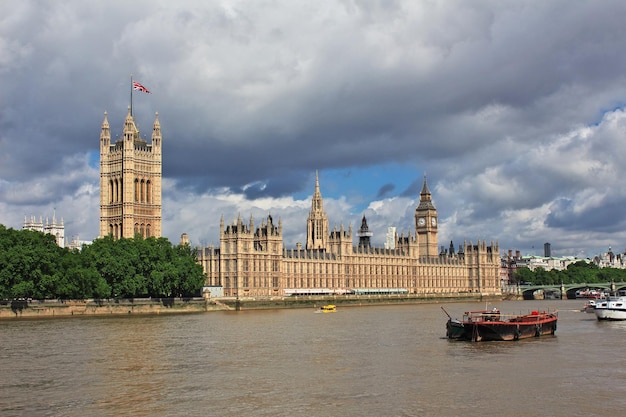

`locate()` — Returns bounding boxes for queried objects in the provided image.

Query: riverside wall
[0,293,503,319]
[0,298,218,319]
[222,293,502,311]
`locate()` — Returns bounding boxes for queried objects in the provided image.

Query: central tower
[99,108,162,239]
[306,171,329,250]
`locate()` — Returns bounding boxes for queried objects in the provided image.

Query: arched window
[114,178,121,202]
[146,180,151,203]
[134,178,139,202]
[146,224,151,237]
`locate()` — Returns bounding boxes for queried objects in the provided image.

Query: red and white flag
[133,81,151,94]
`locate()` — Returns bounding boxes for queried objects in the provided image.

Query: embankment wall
[1,293,503,319]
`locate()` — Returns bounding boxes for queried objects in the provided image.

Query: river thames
[1,299,625,416]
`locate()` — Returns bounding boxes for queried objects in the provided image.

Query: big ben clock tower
[415,176,438,258]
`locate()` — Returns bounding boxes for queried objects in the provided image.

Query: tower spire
[421,174,431,196]
[306,170,329,250]
[312,170,323,211]
[357,215,373,248]
[418,175,435,210]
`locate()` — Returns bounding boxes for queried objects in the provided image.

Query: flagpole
[130,74,133,116]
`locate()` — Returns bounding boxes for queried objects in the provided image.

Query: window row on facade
[107,178,155,204]
[107,222,153,239]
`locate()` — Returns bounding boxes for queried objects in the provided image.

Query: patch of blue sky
[88,151,99,169]
[295,163,420,212]
[592,102,626,126]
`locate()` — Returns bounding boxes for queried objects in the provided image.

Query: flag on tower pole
[133,81,151,93]
[130,75,151,116]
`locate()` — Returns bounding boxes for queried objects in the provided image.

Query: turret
[100,111,111,152]
[152,112,161,158]
[123,106,138,144]
[357,215,372,248]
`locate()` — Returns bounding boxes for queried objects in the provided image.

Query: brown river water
[1,299,625,417]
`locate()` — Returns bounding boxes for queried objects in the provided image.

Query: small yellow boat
[319,304,337,313]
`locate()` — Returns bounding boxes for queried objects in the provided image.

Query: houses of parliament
[100,112,502,298]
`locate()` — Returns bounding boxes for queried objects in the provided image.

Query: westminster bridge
[503,282,626,299]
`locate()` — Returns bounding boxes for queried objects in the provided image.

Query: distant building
[99,108,162,239]
[544,242,551,257]
[384,227,397,250]
[67,236,92,251]
[593,247,624,268]
[501,245,626,284]
[23,213,65,248]
[501,249,587,285]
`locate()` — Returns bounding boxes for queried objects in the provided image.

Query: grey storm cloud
[3,0,626,257]
[376,183,395,199]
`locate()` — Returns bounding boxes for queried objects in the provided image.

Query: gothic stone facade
[99,108,162,239]
[197,173,501,298]
[23,214,65,248]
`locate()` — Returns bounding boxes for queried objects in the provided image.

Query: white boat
[594,295,626,321]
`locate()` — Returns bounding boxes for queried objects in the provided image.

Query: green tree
[513,267,535,285]
[562,261,599,284]
[598,267,626,283]
[1,224,207,300]
[79,234,206,299]
[534,267,548,285]
[172,244,206,297]
[0,225,68,299]
[545,269,561,286]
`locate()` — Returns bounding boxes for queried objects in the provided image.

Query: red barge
[443,307,558,342]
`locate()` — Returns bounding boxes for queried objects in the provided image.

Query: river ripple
[1,299,625,417]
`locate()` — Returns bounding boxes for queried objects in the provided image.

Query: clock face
[417,217,426,227]
[431,217,437,226]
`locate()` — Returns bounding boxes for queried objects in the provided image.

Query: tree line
[513,260,626,286]
[0,224,207,300]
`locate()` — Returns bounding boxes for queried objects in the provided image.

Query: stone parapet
[0,298,220,319]
[1,294,504,319]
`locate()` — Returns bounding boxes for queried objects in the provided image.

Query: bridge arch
[513,282,626,299]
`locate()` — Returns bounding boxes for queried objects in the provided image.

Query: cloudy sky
[2,0,626,258]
